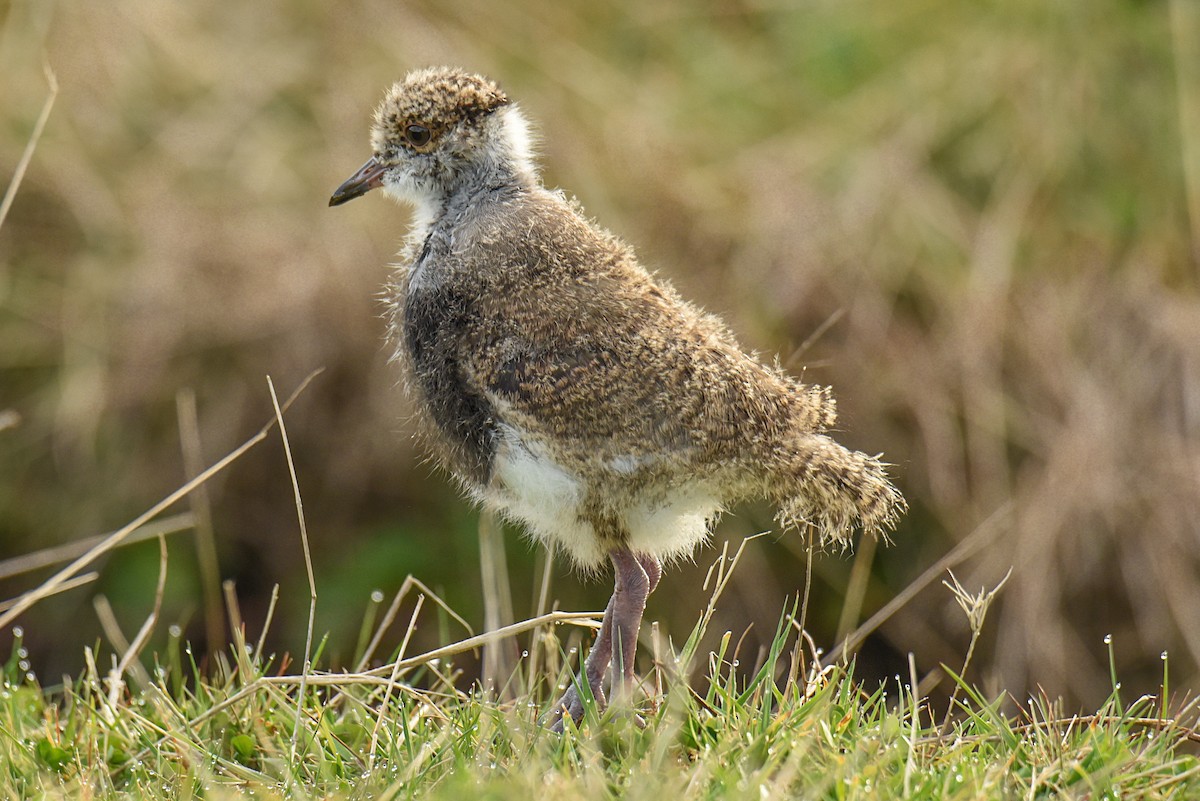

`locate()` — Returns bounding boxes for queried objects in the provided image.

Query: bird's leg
[548,594,614,731]
[636,553,662,594]
[607,548,651,705]
[631,552,662,711]
[547,547,649,731]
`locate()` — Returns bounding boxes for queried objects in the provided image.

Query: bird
[329,66,905,731]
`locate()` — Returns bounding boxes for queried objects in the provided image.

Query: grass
[2,544,1199,799]
[1,388,1193,798]
[0,405,1195,799]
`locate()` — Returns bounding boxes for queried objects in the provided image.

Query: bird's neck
[402,162,532,267]
[445,162,530,213]
[424,158,535,240]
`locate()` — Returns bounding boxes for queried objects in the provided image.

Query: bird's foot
[546,670,656,732]
[546,674,606,733]
[545,686,650,733]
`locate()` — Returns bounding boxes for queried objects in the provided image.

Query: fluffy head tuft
[371,67,509,155]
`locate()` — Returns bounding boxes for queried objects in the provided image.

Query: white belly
[483,427,722,569]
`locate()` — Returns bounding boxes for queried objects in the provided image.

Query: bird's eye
[405,124,431,147]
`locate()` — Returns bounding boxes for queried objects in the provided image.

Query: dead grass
[1,0,1199,710]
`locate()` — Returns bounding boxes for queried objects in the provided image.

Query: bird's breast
[402,278,498,486]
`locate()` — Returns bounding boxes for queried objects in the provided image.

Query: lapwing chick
[330,67,905,731]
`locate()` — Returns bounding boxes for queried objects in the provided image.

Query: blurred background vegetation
[2,0,1199,710]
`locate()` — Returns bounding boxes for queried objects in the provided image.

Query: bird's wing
[470,331,697,461]
[456,190,834,473]
[464,293,808,475]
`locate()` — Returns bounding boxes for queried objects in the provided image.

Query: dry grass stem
[92,596,141,690]
[916,715,1200,748]
[361,609,602,678]
[903,651,920,797]
[835,533,877,643]
[95,534,169,710]
[684,533,768,671]
[0,513,194,581]
[252,583,281,666]
[478,509,515,696]
[943,567,1013,635]
[114,534,170,687]
[266,375,318,780]
[369,593,425,770]
[526,550,556,688]
[0,572,96,612]
[176,388,224,655]
[784,307,846,370]
[0,62,56,232]
[222,579,245,662]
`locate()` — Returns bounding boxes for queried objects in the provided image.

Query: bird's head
[329,67,535,209]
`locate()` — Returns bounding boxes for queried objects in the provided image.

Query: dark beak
[329,156,387,207]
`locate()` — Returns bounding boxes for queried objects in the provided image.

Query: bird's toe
[546,668,609,732]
